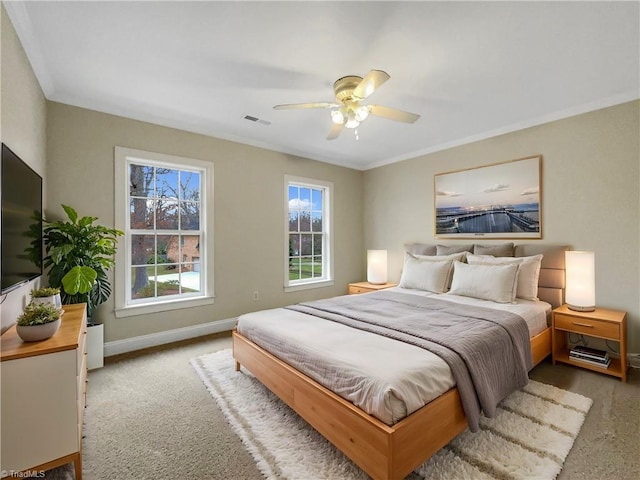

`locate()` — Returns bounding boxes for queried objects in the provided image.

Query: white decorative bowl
[16,319,61,342]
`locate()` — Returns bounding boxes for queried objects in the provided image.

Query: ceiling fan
[273,70,420,140]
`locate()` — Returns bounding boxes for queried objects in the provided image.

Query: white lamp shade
[565,251,595,311]
[367,250,388,285]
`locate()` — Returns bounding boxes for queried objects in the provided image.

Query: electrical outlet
[253,291,260,301]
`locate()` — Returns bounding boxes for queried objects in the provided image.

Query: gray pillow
[437,244,473,255]
[405,243,437,256]
[473,243,515,257]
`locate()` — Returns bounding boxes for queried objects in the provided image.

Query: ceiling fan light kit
[273,69,420,140]
[330,109,345,124]
[329,105,370,128]
[345,113,360,129]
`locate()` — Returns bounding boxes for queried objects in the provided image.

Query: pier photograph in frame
[434,155,542,238]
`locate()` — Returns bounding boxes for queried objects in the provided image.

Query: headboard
[404,243,569,309]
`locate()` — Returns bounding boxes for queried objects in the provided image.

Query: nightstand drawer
[349,285,373,295]
[554,313,620,339]
[348,285,372,294]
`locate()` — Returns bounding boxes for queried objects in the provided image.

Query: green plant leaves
[40,204,123,315]
[50,244,74,265]
[61,265,98,295]
[17,302,62,326]
[79,215,98,227]
[90,268,112,306]
[62,204,78,223]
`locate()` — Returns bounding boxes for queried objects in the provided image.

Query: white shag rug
[191,349,592,480]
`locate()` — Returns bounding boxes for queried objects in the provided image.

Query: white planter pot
[16,319,61,342]
[32,294,62,308]
[87,323,104,369]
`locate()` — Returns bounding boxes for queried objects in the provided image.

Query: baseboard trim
[104,318,237,357]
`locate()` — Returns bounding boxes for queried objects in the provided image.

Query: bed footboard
[232,330,467,480]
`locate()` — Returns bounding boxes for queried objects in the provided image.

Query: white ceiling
[6,1,639,170]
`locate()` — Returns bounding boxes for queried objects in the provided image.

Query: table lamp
[565,251,595,312]
[367,250,388,285]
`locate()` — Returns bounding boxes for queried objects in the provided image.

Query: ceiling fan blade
[273,102,339,110]
[352,70,390,100]
[327,122,344,140]
[369,105,420,123]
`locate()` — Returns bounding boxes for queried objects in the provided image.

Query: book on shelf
[570,351,610,364]
[570,345,609,360]
[569,349,609,362]
[570,354,611,368]
[570,346,609,360]
[569,348,609,362]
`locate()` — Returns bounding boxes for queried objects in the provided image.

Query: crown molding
[4,1,55,96]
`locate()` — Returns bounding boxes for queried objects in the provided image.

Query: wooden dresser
[1,303,87,479]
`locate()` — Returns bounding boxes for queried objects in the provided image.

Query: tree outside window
[129,163,202,302]
[286,177,332,290]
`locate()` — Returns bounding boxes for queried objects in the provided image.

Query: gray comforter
[286,290,533,431]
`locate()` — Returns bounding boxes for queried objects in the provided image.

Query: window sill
[114,295,215,318]
[284,279,334,293]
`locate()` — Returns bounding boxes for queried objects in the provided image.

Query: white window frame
[284,175,334,292]
[114,147,214,318]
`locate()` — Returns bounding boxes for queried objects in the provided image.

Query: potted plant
[16,302,63,342]
[40,204,123,319]
[30,287,62,308]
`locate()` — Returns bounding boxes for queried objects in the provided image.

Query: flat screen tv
[1,143,43,294]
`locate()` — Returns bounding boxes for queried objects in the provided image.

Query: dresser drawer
[554,313,620,339]
[77,351,88,399]
[75,314,87,376]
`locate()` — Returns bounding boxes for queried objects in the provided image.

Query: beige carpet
[192,349,592,480]
[38,333,639,479]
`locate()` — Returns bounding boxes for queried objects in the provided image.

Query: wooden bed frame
[232,327,551,480]
[233,244,567,479]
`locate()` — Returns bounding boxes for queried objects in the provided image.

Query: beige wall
[45,102,364,342]
[0,5,47,332]
[364,101,640,352]
[4,5,638,354]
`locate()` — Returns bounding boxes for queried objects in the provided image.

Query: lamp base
[567,304,595,312]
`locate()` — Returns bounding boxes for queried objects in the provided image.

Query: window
[285,175,333,291]
[114,147,214,317]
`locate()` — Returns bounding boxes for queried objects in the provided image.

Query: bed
[232,244,568,480]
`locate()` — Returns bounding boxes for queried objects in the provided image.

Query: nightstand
[348,281,397,295]
[552,304,628,382]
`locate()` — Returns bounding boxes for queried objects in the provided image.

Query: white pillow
[467,254,543,301]
[448,261,519,303]
[413,251,467,288]
[399,253,454,293]
[427,251,469,263]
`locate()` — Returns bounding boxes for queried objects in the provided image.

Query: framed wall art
[434,155,542,238]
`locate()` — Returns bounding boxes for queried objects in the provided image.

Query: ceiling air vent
[243,115,271,126]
